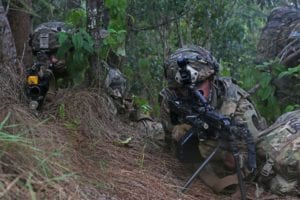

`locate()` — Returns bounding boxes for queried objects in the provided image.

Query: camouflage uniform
[160,45,266,192]
[160,46,266,144]
[29,21,68,75]
[256,110,300,195]
[30,22,67,54]
[160,77,266,145]
[26,22,69,109]
[104,67,165,141]
[105,67,127,114]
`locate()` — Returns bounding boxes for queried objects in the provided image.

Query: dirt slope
[0,64,296,200]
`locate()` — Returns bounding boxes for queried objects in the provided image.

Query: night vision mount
[175,57,199,85]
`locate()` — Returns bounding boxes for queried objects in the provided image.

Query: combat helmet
[29,21,67,55]
[105,67,126,98]
[164,45,219,88]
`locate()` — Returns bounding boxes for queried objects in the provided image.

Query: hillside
[0,64,296,200]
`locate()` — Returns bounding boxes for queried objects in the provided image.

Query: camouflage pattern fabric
[136,113,165,142]
[160,77,266,179]
[159,76,266,192]
[160,77,266,144]
[164,45,219,88]
[30,22,69,84]
[256,110,300,195]
[104,67,164,140]
[105,67,126,99]
[104,67,127,114]
[30,22,67,54]
[257,6,300,106]
[257,6,300,64]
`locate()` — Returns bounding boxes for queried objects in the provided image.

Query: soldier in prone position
[26,22,68,109]
[159,45,267,193]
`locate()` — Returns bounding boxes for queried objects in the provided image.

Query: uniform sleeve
[234,95,267,141]
[160,93,174,144]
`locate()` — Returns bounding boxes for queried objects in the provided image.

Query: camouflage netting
[257,6,300,105]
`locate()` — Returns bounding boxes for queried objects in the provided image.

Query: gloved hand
[172,123,191,141]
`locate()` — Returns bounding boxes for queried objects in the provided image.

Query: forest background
[3,0,300,122]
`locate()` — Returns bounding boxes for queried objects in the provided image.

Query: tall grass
[0,112,75,199]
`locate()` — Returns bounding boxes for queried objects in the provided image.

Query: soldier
[105,66,128,115]
[105,66,165,142]
[26,21,68,109]
[256,109,300,196]
[159,45,267,193]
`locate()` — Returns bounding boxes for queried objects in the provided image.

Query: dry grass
[0,62,295,200]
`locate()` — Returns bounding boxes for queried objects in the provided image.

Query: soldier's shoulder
[159,87,179,103]
[216,76,250,99]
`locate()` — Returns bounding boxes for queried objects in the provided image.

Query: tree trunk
[7,0,33,68]
[0,0,17,64]
[86,0,109,87]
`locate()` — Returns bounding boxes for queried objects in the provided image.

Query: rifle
[25,51,53,109]
[168,57,256,200]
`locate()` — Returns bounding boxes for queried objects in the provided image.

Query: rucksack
[256,110,300,195]
[29,22,67,54]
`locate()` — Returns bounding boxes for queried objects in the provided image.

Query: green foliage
[278,65,300,78]
[0,113,30,145]
[219,60,232,77]
[57,28,94,85]
[132,95,152,115]
[239,58,300,122]
[102,0,128,60]
[102,29,127,58]
[284,104,300,112]
[65,8,87,28]
[58,104,65,119]
[125,0,270,117]
[31,0,81,26]
[26,0,299,121]
[105,0,127,29]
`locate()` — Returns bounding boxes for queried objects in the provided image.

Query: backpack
[29,22,66,54]
[256,110,300,195]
